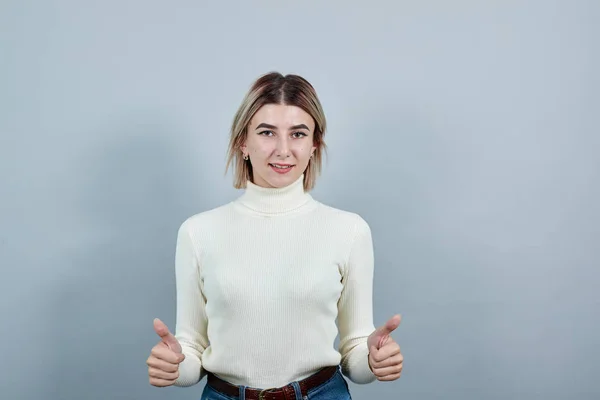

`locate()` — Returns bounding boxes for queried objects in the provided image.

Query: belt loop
[290,381,303,400]
[239,384,246,400]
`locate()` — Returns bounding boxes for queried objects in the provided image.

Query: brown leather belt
[206,365,339,400]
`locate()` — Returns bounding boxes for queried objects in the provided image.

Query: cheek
[249,143,271,157]
[297,148,312,159]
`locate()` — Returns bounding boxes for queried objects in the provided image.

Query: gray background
[1,1,598,399]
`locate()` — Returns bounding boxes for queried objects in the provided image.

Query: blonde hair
[225,72,327,191]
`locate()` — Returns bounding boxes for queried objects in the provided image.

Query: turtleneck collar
[234,174,315,216]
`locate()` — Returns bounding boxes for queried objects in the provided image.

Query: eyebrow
[255,123,310,131]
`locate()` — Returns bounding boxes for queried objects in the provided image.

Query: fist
[367,314,403,381]
[146,318,185,387]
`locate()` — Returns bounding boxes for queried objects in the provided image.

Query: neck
[235,174,314,216]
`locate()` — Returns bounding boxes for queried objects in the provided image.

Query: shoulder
[314,201,372,236]
[176,202,234,236]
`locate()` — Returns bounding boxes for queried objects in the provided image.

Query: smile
[269,163,295,174]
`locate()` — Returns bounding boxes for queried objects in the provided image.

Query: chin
[259,169,302,188]
[270,175,299,187]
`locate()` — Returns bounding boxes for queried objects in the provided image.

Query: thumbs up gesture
[367,314,404,381]
[146,318,185,387]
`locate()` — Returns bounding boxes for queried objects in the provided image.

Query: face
[241,103,317,188]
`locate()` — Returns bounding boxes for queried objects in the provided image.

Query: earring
[243,154,249,161]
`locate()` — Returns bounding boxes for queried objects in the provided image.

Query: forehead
[251,104,314,128]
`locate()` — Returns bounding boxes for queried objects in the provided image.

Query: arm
[172,220,209,387]
[337,216,378,384]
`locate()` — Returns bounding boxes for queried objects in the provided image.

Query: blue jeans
[201,366,352,400]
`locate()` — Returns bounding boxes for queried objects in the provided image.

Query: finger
[370,344,396,364]
[376,372,401,382]
[376,342,401,361]
[376,353,404,369]
[378,314,401,337]
[374,363,403,378]
[149,377,177,387]
[146,356,180,373]
[151,343,185,364]
[370,345,402,369]
[153,318,182,353]
[148,366,179,381]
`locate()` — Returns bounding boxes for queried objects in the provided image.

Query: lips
[269,163,295,174]
[269,163,294,168]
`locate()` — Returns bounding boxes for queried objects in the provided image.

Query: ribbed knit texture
[172,174,377,389]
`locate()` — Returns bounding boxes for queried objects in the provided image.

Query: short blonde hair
[225,72,327,191]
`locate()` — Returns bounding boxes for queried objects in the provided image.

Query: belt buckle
[258,387,276,400]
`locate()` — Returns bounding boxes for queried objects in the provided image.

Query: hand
[367,314,403,381]
[147,318,185,387]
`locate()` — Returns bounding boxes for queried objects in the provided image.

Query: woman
[146,72,403,399]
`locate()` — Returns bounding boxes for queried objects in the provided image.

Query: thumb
[153,318,182,354]
[378,314,401,337]
[369,314,401,349]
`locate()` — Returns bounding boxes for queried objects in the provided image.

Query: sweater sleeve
[172,220,209,387]
[337,216,378,384]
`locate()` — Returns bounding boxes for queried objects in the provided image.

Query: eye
[292,131,308,138]
[258,130,274,137]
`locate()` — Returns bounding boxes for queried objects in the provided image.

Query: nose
[275,135,291,158]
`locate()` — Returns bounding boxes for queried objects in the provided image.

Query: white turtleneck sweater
[172,174,377,389]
